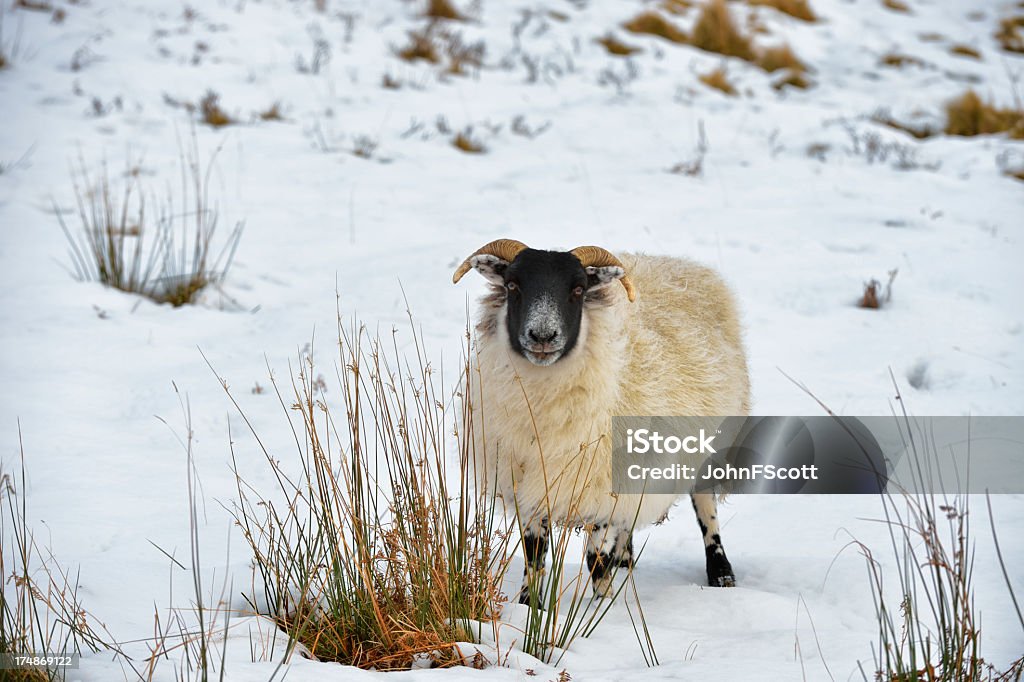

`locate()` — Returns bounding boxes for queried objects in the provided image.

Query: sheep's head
[453,239,636,366]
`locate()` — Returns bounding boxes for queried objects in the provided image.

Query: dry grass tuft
[258,101,284,121]
[597,33,642,56]
[661,0,693,14]
[771,70,811,90]
[623,11,688,44]
[858,270,897,309]
[223,319,514,671]
[58,139,244,307]
[453,127,485,153]
[758,42,806,72]
[690,0,755,61]
[2,444,108,680]
[873,111,937,139]
[949,43,982,59]
[397,27,441,64]
[944,90,1024,139]
[881,0,911,13]
[879,51,926,68]
[995,16,1024,54]
[425,0,466,21]
[748,0,816,22]
[199,90,233,127]
[699,65,737,95]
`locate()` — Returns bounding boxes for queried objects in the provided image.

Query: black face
[502,249,589,366]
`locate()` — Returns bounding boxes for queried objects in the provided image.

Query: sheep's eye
[506,281,518,291]
[572,286,584,297]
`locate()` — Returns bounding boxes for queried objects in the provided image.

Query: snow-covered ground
[1,0,1022,679]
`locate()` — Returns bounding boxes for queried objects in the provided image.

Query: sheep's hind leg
[691,493,735,587]
[518,515,550,605]
[587,524,631,598]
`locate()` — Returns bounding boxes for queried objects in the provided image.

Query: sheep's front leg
[691,493,735,587]
[586,524,632,598]
[518,515,549,605]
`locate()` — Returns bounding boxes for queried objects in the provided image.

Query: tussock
[623,11,688,44]
[425,0,466,21]
[2,444,108,681]
[222,318,513,670]
[453,127,485,153]
[624,1,812,82]
[879,51,926,68]
[853,384,1024,681]
[748,0,816,22]
[258,101,284,121]
[944,90,1024,139]
[690,0,755,61]
[873,111,937,139]
[758,42,806,72]
[881,0,911,13]
[57,138,244,307]
[199,90,233,127]
[950,44,981,59]
[995,16,1024,54]
[858,269,896,309]
[699,65,737,95]
[597,33,642,56]
[771,70,810,90]
[397,27,440,64]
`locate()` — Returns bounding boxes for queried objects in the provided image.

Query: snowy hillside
[1,0,1022,680]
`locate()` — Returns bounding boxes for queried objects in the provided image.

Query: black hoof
[706,549,735,587]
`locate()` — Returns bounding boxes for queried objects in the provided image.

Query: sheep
[452,239,750,602]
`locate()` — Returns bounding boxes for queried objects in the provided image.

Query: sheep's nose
[528,329,559,344]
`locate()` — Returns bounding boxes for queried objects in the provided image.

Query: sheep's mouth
[522,347,564,366]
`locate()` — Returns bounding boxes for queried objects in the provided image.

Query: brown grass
[699,65,737,95]
[771,70,810,90]
[623,11,689,44]
[425,0,466,21]
[879,51,926,68]
[597,34,642,56]
[690,0,755,60]
[397,28,440,63]
[881,0,911,13]
[199,90,233,127]
[661,0,693,14]
[453,127,485,153]
[748,0,816,22]
[995,16,1024,54]
[758,42,806,72]
[950,44,981,59]
[944,89,1024,139]
[873,112,937,139]
[258,102,284,121]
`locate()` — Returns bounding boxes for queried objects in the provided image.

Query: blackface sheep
[452,239,750,602]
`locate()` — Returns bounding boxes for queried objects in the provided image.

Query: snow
[1,0,1022,680]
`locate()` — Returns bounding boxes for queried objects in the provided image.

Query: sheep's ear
[469,254,510,285]
[585,265,625,292]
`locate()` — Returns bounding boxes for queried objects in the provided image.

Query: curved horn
[571,246,637,302]
[452,239,529,283]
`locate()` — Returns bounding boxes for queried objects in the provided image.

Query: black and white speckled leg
[587,523,632,598]
[612,528,634,568]
[692,493,735,587]
[518,515,549,605]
